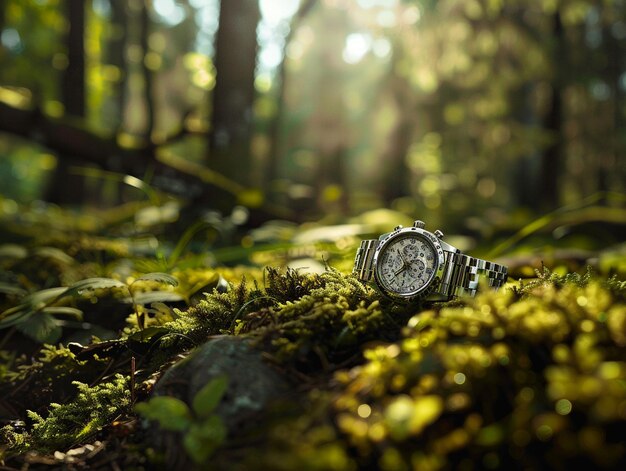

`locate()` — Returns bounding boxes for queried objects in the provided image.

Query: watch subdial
[381,252,401,270]
[402,244,418,259]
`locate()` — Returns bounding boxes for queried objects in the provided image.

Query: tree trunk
[46,0,87,204]
[513,83,541,209]
[265,0,317,191]
[62,0,85,117]
[140,0,154,139]
[598,10,622,202]
[209,0,261,190]
[108,1,127,132]
[380,80,414,204]
[0,2,5,38]
[539,12,564,211]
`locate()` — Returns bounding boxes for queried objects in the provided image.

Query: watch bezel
[372,227,446,302]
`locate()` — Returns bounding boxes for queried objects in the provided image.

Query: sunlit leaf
[41,306,83,320]
[133,272,179,287]
[134,202,180,228]
[32,247,75,265]
[129,291,184,305]
[0,244,28,259]
[63,278,127,299]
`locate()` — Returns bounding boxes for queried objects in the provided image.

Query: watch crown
[434,229,444,239]
[413,220,425,229]
[393,225,403,231]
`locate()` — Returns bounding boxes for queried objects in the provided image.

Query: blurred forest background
[0,0,625,261]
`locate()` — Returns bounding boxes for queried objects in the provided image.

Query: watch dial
[376,234,438,296]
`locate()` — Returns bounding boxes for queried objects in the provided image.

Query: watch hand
[393,265,406,277]
[398,250,408,265]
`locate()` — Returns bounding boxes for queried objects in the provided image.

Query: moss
[233,269,404,365]
[252,269,626,470]
[2,374,130,454]
[0,344,110,415]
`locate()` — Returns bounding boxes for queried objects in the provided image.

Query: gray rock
[148,336,293,468]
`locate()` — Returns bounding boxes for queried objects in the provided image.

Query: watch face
[375,233,439,297]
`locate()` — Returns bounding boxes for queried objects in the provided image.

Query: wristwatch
[352,220,508,302]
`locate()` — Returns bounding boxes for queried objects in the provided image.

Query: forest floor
[0,206,625,470]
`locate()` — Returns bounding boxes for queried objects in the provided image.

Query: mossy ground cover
[0,227,625,470]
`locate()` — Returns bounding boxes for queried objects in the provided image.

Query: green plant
[0,272,179,342]
[1,374,130,454]
[135,376,229,464]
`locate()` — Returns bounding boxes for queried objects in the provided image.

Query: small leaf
[0,307,32,329]
[0,244,28,259]
[192,376,229,419]
[135,396,192,432]
[15,313,62,344]
[133,272,179,287]
[128,326,169,343]
[41,306,84,320]
[183,416,227,463]
[129,291,184,305]
[0,287,69,325]
[64,278,127,299]
[33,247,75,265]
[2,287,69,316]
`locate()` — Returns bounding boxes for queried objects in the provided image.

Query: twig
[131,356,136,403]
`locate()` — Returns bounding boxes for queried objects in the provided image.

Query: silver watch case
[371,226,447,303]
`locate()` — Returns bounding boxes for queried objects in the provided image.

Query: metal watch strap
[353,239,508,299]
[439,250,508,298]
[353,239,378,282]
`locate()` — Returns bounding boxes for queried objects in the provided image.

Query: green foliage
[0,272,179,343]
[193,376,229,419]
[135,376,229,464]
[3,374,129,454]
[2,263,625,470]
[163,276,255,344]
[135,397,192,432]
[183,415,228,464]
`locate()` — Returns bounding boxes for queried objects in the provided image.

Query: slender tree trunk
[539,11,564,211]
[0,2,5,38]
[265,0,317,191]
[109,1,127,132]
[381,80,414,204]
[46,0,86,204]
[62,0,85,117]
[598,12,621,202]
[0,3,6,65]
[209,0,261,189]
[140,0,154,139]
[513,83,541,209]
